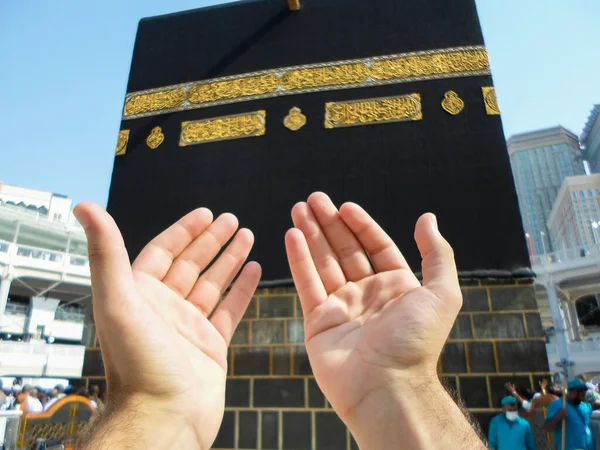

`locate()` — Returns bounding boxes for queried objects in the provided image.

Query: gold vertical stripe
[257,410,263,449]
[492,342,500,372]
[486,376,493,408]
[304,378,309,408]
[464,342,472,373]
[234,410,240,449]
[278,410,283,450]
[311,410,317,450]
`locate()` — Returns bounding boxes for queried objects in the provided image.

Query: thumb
[74,202,137,320]
[414,213,460,300]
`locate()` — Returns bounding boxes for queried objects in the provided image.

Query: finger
[132,208,214,279]
[291,202,346,293]
[211,262,261,346]
[162,213,239,298]
[307,192,373,281]
[73,202,137,319]
[285,228,328,315]
[188,228,255,316]
[339,202,417,280]
[414,213,460,298]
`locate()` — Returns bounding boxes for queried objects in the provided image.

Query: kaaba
[97,0,550,448]
[107,0,531,281]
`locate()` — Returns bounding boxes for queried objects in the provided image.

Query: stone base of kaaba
[80,279,550,449]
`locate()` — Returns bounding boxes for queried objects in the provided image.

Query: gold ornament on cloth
[122,46,490,120]
[482,86,500,115]
[180,111,266,146]
[283,107,307,131]
[115,130,130,155]
[441,91,464,115]
[146,127,165,149]
[324,94,422,129]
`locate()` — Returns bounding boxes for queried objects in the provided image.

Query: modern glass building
[508,126,584,255]
[582,104,600,174]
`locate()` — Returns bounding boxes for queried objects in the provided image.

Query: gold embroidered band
[115,130,130,155]
[324,94,422,129]
[123,46,489,120]
[482,87,500,115]
[179,111,266,146]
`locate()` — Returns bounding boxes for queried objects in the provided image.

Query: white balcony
[546,340,600,376]
[0,341,85,377]
[0,240,90,283]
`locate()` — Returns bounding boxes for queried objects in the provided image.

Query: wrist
[344,373,440,448]
[80,394,208,450]
[343,372,486,450]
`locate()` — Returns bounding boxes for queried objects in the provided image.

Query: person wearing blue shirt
[488,396,536,450]
[545,378,595,450]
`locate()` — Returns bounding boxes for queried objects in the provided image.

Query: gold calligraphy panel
[370,49,489,81]
[188,73,279,104]
[180,111,266,146]
[482,86,500,115]
[281,63,369,90]
[123,46,490,120]
[325,94,422,129]
[124,88,186,116]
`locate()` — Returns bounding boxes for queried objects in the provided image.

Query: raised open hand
[285,193,467,447]
[74,203,261,449]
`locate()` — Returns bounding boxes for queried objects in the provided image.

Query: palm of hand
[75,204,261,448]
[286,193,461,421]
[306,274,452,416]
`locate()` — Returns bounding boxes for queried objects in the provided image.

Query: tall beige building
[547,174,600,250]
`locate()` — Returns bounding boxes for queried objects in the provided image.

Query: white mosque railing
[0,239,90,278]
[531,244,600,269]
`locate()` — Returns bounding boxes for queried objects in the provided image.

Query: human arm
[73,203,261,449]
[285,193,486,450]
[544,401,566,432]
[505,382,527,407]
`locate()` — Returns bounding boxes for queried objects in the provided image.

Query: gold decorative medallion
[283,107,307,131]
[180,111,266,146]
[482,87,500,115]
[441,91,464,115]
[325,94,422,129]
[146,126,164,149]
[115,130,130,155]
[122,46,491,120]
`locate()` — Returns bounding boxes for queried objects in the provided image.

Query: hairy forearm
[345,377,487,450]
[77,399,205,450]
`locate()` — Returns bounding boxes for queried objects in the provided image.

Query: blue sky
[0,0,598,207]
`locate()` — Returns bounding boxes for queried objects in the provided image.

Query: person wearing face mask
[545,379,595,450]
[488,396,536,450]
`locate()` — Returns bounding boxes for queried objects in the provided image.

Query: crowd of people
[0,379,103,414]
[487,377,600,450]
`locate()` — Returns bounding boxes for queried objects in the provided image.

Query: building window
[580,191,585,199]
[588,190,594,197]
